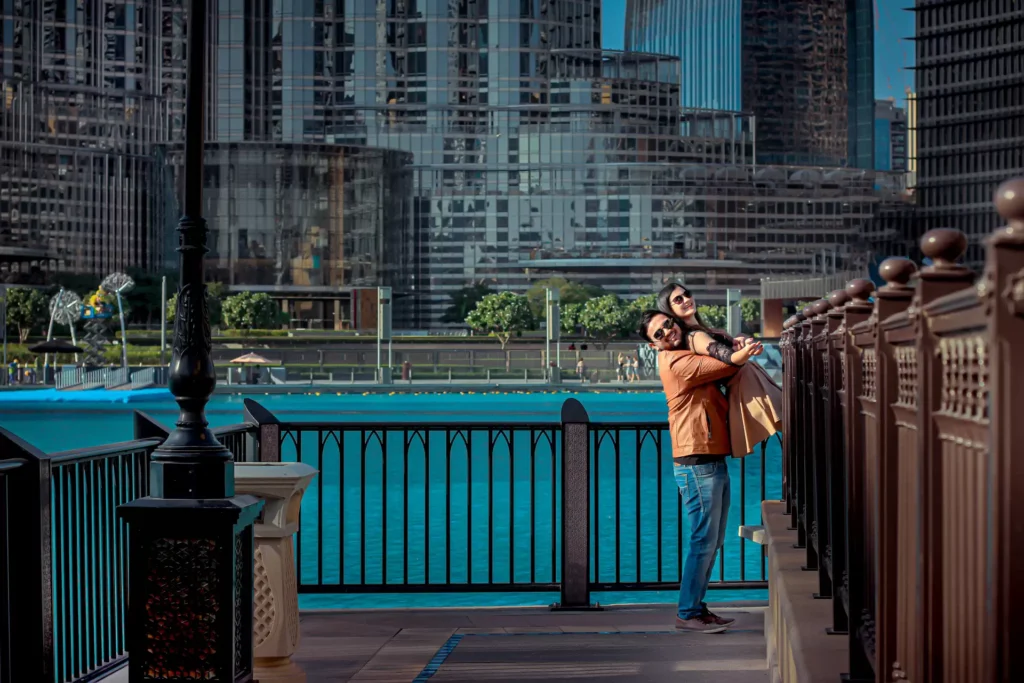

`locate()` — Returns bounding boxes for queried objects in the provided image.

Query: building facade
[627,0,875,169]
[741,0,850,167]
[874,99,908,172]
[913,0,1024,266]
[0,1,169,285]
[846,0,875,169]
[150,0,900,327]
[625,0,742,111]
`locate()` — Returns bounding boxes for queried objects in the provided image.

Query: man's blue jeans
[674,460,731,620]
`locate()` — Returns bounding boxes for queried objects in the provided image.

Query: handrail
[46,438,164,464]
[0,459,25,474]
[777,176,1024,683]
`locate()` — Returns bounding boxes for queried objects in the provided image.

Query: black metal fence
[241,398,777,599]
[0,459,22,683]
[0,428,158,683]
[0,396,779,682]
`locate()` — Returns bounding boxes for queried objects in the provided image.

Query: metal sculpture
[48,289,82,364]
[101,272,135,368]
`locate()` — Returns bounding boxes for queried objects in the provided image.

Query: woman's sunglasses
[651,318,675,341]
[670,290,692,306]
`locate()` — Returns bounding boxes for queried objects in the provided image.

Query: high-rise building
[625,0,742,111]
[157,0,419,329]
[161,0,896,328]
[905,89,917,188]
[874,100,907,173]
[846,0,875,169]
[913,0,1024,265]
[742,0,849,166]
[626,0,875,169]
[0,1,170,285]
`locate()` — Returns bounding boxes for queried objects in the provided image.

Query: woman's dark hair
[656,282,711,333]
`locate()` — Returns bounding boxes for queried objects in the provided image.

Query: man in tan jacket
[637,310,761,633]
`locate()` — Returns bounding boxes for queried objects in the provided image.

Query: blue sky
[601,0,915,102]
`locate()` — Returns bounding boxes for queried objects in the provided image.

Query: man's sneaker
[703,607,736,626]
[675,614,728,634]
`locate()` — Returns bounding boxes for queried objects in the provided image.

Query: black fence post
[552,398,599,610]
[243,398,280,463]
[0,430,52,683]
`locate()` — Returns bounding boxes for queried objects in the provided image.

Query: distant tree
[122,268,178,326]
[578,295,630,345]
[222,292,283,332]
[560,302,583,335]
[740,298,761,335]
[697,304,727,330]
[166,282,225,328]
[465,291,536,370]
[441,283,492,324]
[465,292,536,350]
[526,277,605,318]
[4,288,48,343]
[622,293,659,334]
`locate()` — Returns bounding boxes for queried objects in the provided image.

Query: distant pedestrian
[616,353,626,382]
[576,358,586,383]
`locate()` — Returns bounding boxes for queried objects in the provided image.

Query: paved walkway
[293,603,768,682]
[99,604,768,682]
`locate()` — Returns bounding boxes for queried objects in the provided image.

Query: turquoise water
[1,390,779,608]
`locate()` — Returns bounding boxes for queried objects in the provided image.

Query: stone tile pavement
[99,603,769,682]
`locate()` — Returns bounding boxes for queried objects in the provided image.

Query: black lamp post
[118,1,263,681]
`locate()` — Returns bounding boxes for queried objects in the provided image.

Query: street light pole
[118,2,261,680]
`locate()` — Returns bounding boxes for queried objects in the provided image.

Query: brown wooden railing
[780,177,1024,683]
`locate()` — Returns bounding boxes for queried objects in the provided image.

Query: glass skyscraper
[627,0,876,169]
[1,1,170,285]
[847,0,875,169]
[914,0,1024,267]
[625,0,742,111]
[159,0,897,326]
[0,0,901,326]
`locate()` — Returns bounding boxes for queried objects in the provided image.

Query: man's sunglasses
[651,318,675,341]
[670,290,692,306]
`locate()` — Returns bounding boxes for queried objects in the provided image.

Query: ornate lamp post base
[119,497,263,683]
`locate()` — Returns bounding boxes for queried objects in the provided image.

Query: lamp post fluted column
[118,2,263,681]
[148,0,231,498]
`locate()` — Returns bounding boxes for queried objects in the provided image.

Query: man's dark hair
[635,309,664,343]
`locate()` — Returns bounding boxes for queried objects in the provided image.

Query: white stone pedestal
[236,462,318,683]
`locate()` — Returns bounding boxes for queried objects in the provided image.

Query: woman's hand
[732,335,755,351]
[730,340,764,365]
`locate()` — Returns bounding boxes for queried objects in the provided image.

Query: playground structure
[80,288,115,366]
[43,272,135,373]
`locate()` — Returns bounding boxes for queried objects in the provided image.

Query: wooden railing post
[824,288,852,636]
[840,278,875,681]
[781,315,799,523]
[869,258,918,683]
[244,397,281,463]
[554,398,595,610]
[987,179,1024,683]
[808,298,835,598]
[913,229,975,683]
[781,317,798,518]
[795,308,814,558]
